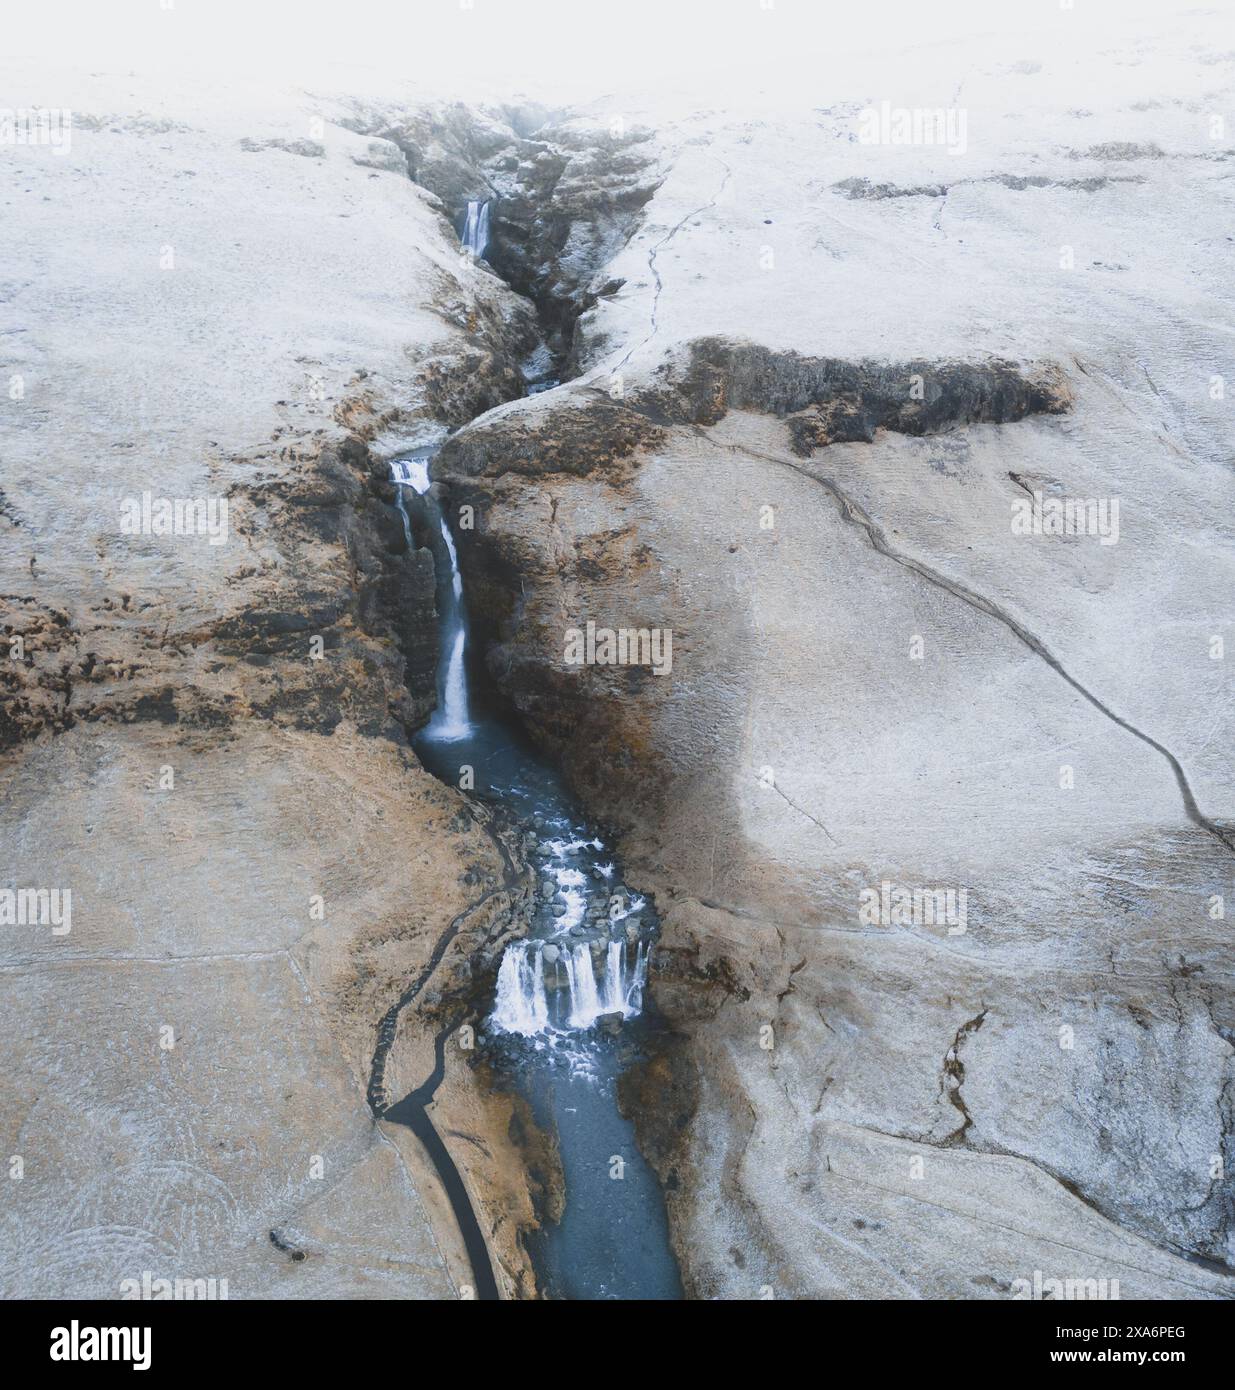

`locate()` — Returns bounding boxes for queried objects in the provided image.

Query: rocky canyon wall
[0,69,541,1298]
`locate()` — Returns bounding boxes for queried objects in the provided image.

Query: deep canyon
[2,16,1234,1302]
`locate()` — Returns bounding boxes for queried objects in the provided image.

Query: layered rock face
[0,69,535,1297]
[435,23,1235,1298]
[339,100,661,368]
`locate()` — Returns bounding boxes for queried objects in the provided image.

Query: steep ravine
[346,133,687,1299]
[340,99,662,375]
[8,34,1233,1304]
[320,102,1231,1299]
[370,447,687,1299]
[359,128,1202,1296]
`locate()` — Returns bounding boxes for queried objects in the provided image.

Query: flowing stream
[392,444,682,1301]
[461,198,491,260]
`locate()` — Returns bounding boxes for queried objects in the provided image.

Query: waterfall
[626,942,646,1013]
[602,940,628,1014]
[439,517,464,601]
[392,456,430,549]
[490,937,648,1038]
[492,942,550,1036]
[391,456,431,493]
[564,945,601,1029]
[390,454,653,1041]
[391,455,472,743]
[427,505,471,739]
[462,199,490,260]
[436,624,470,739]
[393,485,413,550]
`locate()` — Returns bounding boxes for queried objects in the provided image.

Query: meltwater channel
[392,449,682,1301]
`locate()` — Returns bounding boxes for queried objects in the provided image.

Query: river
[386,335,681,1299]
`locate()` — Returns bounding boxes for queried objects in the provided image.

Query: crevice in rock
[365,805,520,1117]
[615,156,732,372]
[770,782,839,846]
[339,100,662,376]
[818,1114,1230,1289]
[362,795,529,1303]
[939,1008,989,1145]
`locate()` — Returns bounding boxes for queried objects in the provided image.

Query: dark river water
[400,454,682,1301]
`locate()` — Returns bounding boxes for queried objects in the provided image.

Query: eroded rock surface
[0,68,535,1298]
[6,10,1235,1303]
[340,99,661,367]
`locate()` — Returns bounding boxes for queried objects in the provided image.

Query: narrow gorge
[383,425,680,1300]
[349,95,1233,1301]
[5,23,1233,1310]
[350,122,688,1297]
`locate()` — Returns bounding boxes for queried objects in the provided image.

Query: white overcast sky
[4,0,1207,103]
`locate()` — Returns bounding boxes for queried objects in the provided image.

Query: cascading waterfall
[380,167,685,1291]
[391,456,431,491]
[392,455,471,742]
[393,454,653,1037]
[493,941,550,1036]
[462,199,491,260]
[392,476,415,549]
[491,938,649,1038]
[563,947,600,1030]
